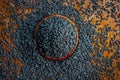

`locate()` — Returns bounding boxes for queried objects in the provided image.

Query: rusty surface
[0,0,120,80]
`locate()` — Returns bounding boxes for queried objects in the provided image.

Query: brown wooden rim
[34,14,79,61]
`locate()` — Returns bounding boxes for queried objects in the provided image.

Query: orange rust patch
[3,44,9,52]
[82,0,90,9]
[24,8,35,14]
[71,0,120,79]
[103,51,114,59]
[0,0,16,52]
[102,11,108,18]
[23,8,37,19]
[12,58,25,74]
[73,0,80,10]
[0,0,25,77]
[13,24,18,29]
[12,58,25,67]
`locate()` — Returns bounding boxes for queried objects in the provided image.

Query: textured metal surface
[34,14,79,61]
[0,0,120,80]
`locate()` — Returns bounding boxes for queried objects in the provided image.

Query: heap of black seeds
[36,17,76,58]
